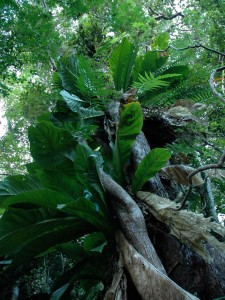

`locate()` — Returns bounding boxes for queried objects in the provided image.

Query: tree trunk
[103,105,225,299]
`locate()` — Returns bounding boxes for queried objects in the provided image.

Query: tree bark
[100,170,166,273]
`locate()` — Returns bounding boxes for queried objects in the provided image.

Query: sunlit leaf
[113,102,143,184]
[109,38,137,91]
[132,148,171,194]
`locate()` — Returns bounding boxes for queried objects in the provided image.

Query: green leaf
[60,90,84,112]
[62,198,112,234]
[109,38,137,91]
[35,169,84,200]
[132,148,171,194]
[83,232,107,253]
[78,107,104,119]
[161,65,189,81]
[50,283,70,300]
[0,207,53,237]
[1,189,73,210]
[56,242,86,262]
[131,55,143,82]
[28,121,76,175]
[0,189,110,232]
[0,175,42,203]
[151,32,169,50]
[132,50,168,81]
[58,55,80,94]
[0,217,82,257]
[11,217,93,267]
[74,143,108,215]
[113,102,143,184]
[60,90,104,118]
[134,72,170,93]
[58,55,109,109]
[51,256,106,300]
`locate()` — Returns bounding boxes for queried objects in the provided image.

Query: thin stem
[172,150,225,211]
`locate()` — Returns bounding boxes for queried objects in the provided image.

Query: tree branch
[99,169,166,274]
[209,66,225,104]
[173,150,225,211]
[116,231,199,300]
[144,43,225,57]
[148,7,184,20]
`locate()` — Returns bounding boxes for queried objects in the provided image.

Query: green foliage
[134,72,181,94]
[68,16,105,58]
[1,0,225,296]
[151,32,169,50]
[0,175,42,202]
[0,1,59,77]
[0,32,192,297]
[28,121,76,174]
[83,232,107,253]
[132,148,171,194]
[60,90,104,118]
[132,33,170,82]
[113,102,143,184]
[0,116,112,298]
[57,55,109,106]
[109,38,137,92]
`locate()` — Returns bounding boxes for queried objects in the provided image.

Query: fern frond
[190,89,214,102]
[75,56,108,99]
[52,72,63,90]
[134,72,181,93]
[58,55,110,110]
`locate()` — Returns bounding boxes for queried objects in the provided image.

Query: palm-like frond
[134,72,181,93]
[75,56,108,99]
[58,55,110,110]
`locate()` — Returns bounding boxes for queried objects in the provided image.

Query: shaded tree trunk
[102,105,225,299]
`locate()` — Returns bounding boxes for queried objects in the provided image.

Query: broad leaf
[1,189,73,210]
[35,169,84,200]
[78,107,104,119]
[11,218,94,267]
[60,90,84,112]
[62,198,112,234]
[74,143,108,215]
[109,38,137,91]
[0,190,110,232]
[161,65,189,81]
[58,55,79,94]
[51,256,107,300]
[132,51,168,82]
[113,102,143,184]
[83,232,107,253]
[56,242,86,262]
[60,90,104,118]
[0,174,42,203]
[0,217,81,257]
[132,148,171,194]
[29,121,76,175]
[0,206,54,237]
[58,55,109,109]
